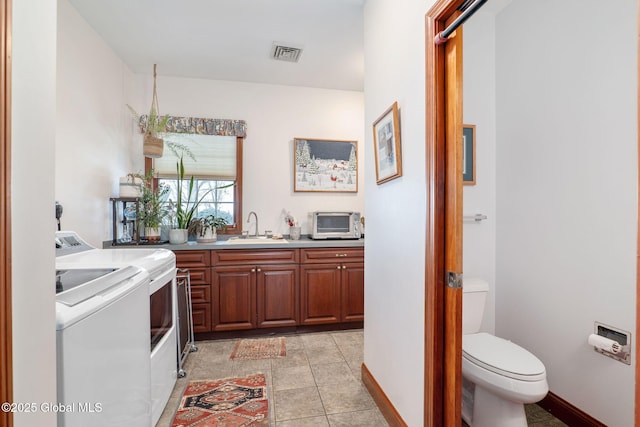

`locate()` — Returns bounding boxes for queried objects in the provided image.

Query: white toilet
[462,277,549,427]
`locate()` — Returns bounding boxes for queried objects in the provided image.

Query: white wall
[56,0,136,247]
[11,0,58,425]
[129,75,364,236]
[463,11,497,333]
[58,0,364,245]
[362,1,435,425]
[495,1,637,425]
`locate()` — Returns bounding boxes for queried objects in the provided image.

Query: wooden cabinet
[175,251,212,333]
[300,248,364,325]
[171,245,363,335]
[211,249,299,331]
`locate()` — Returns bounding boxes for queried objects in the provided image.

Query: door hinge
[446,271,463,289]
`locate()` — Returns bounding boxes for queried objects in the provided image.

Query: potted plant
[165,143,210,244]
[127,64,169,158]
[188,214,228,243]
[136,169,170,241]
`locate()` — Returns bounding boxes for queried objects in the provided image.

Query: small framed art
[373,102,402,184]
[463,124,476,185]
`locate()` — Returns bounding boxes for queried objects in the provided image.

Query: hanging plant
[126,64,169,158]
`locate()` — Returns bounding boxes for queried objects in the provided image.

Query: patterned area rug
[230,337,286,360]
[171,374,268,427]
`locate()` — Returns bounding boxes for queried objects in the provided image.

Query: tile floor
[157,329,389,426]
[157,329,566,427]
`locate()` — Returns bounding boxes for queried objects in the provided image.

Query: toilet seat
[463,333,546,382]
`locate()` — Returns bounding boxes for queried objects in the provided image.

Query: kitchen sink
[225,236,289,244]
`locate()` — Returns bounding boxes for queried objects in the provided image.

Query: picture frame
[372,102,402,184]
[463,124,476,185]
[293,138,358,192]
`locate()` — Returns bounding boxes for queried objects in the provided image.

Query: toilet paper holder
[590,322,631,365]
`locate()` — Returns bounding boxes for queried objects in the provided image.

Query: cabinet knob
[251,268,256,272]
[257,268,262,272]
[342,265,347,270]
[337,265,341,270]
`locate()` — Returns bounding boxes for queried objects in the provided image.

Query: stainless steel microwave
[311,211,361,240]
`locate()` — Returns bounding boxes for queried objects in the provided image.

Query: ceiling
[66,0,514,93]
[67,0,366,92]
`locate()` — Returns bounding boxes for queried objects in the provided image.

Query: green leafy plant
[165,142,236,229]
[126,104,169,138]
[167,142,210,229]
[188,214,228,237]
[136,169,170,228]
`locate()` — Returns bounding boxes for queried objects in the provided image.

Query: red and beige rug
[230,337,286,361]
[171,374,268,427]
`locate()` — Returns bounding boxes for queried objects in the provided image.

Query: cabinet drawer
[192,303,211,333]
[190,284,211,304]
[301,248,364,264]
[175,250,210,268]
[212,249,299,265]
[178,268,210,286]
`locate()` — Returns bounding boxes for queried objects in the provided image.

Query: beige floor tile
[284,335,306,351]
[311,362,357,386]
[159,330,564,427]
[338,344,364,362]
[275,386,325,421]
[317,382,376,415]
[326,409,388,427]
[273,364,316,391]
[192,340,236,363]
[306,345,345,366]
[276,415,330,426]
[330,330,364,348]
[301,333,339,349]
[272,348,310,369]
[184,360,234,381]
[232,358,272,377]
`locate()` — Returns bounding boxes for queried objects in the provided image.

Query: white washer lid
[463,333,546,381]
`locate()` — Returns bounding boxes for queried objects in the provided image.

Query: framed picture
[463,124,476,185]
[293,138,358,192]
[372,102,402,184]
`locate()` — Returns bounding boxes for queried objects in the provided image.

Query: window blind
[154,134,237,180]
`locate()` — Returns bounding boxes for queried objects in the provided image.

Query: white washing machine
[56,232,177,426]
[56,264,151,426]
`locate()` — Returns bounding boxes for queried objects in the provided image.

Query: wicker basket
[143,133,163,158]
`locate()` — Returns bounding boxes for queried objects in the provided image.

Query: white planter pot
[196,228,217,243]
[169,228,188,244]
[145,227,161,242]
[119,176,142,198]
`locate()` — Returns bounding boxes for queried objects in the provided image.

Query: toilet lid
[463,333,546,382]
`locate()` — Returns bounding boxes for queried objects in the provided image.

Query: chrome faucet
[247,211,259,237]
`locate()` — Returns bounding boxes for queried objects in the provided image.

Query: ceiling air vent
[271,42,303,63]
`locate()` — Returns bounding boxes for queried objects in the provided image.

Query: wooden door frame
[425,0,466,425]
[428,1,640,426]
[1,0,12,426]
[636,0,640,423]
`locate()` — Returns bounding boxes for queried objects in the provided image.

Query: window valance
[140,115,247,137]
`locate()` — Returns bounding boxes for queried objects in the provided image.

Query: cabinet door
[300,264,341,325]
[256,265,299,328]
[341,261,364,322]
[211,266,256,331]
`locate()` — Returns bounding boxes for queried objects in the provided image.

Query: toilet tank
[462,277,489,335]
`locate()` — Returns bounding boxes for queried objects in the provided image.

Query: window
[147,134,243,233]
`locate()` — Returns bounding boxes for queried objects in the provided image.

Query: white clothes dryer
[56,231,177,426]
[56,265,151,427]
